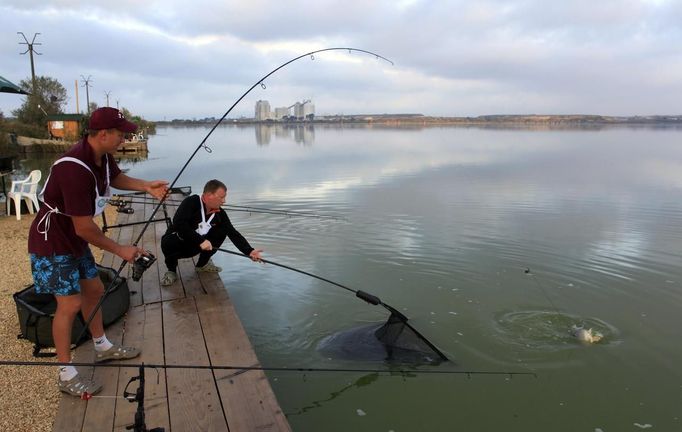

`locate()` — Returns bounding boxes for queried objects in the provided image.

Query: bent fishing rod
[216,247,449,362]
[78,47,393,342]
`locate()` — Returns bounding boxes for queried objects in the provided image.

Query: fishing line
[524,267,560,313]
[78,47,393,342]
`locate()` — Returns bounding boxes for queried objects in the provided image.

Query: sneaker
[95,344,141,363]
[58,374,102,397]
[196,260,222,273]
[160,270,177,286]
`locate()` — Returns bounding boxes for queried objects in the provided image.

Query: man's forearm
[110,173,148,192]
[75,222,122,256]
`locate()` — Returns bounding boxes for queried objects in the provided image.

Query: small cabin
[47,114,84,141]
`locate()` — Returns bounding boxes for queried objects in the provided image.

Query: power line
[17,32,42,95]
[80,75,93,114]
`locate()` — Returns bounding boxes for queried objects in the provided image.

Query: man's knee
[55,295,82,317]
[80,277,105,300]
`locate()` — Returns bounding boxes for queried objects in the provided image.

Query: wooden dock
[53,193,291,432]
[116,138,149,154]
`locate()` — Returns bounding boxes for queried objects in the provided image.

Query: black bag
[14,265,130,357]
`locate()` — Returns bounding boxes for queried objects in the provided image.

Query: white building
[293,100,314,120]
[274,107,289,120]
[255,100,271,121]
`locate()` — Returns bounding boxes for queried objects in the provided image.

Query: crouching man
[160,179,262,286]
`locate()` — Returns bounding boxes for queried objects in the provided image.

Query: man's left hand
[249,249,263,262]
[146,180,170,200]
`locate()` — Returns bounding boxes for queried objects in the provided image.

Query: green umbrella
[0,76,29,95]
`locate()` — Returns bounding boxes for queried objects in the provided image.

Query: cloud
[1,0,681,119]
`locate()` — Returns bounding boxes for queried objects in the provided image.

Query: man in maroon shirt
[28,107,168,397]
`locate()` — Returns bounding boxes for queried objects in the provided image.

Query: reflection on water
[286,373,379,417]
[255,123,315,146]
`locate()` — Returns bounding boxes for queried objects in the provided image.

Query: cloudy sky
[0,0,680,121]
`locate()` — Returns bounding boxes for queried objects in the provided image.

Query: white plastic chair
[7,170,41,220]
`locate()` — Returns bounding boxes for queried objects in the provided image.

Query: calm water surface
[20,124,682,431]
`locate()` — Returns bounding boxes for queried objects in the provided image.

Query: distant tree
[120,107,156,135]
[82,106,156,136]
[12,76,68,126]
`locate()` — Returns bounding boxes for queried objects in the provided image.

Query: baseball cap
[88,107,138,132]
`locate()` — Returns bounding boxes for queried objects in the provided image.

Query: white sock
[93,334,113,352]
[59,365,78,381]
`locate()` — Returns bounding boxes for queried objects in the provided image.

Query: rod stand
[124,365,165,432]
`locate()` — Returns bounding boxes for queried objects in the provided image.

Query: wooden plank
[163,297,228,431]
[80,321,124,431]
[99,213,118,269]
[197,271,225,297]
[140,196,163,304]
[178,257,206,297]
[157,203,185,301]
[52,331,99,431]
[121,200,143,307]
[197,279,291,432]
[99,204,126,269]
[52,354,90,430]
[113,303,169,432]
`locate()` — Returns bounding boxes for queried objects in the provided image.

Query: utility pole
[104,90,111,107]
[80,75,93,114]
[18,32,42,95]
[75,80,80,113]
[116,99,120,110]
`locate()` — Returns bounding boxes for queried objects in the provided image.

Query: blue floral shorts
[30,250,99,296]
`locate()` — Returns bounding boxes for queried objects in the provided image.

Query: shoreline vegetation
[157,113,682,126]
[4,113,681,154]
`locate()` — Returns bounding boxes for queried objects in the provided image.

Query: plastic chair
[7,170,41,220]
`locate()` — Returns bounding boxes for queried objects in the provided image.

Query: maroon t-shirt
[28,136,122,257]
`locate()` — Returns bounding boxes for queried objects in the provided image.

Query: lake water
[19,124,682,431]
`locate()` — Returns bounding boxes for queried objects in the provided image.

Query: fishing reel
[109,197,129,207]
[110,198,135,214]
[132,252,156,282]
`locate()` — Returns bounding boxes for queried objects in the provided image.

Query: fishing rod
[0,359,537,378]
[216,247,449,361]
[78,47,393,342]
[227,203,343,220]
[111,197,340,219]
[109,196,343,220]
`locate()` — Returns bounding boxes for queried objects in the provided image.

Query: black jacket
[166,194,254,255]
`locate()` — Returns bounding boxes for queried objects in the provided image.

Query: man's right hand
[199,240,213,251]
[117,245,144,263]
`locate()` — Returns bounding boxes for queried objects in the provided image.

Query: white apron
[195,196,215,236]
[36,156,112,240]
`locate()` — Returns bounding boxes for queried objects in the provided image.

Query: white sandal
[160,271,177,286]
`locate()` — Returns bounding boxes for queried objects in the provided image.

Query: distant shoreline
[156,114,682,126]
